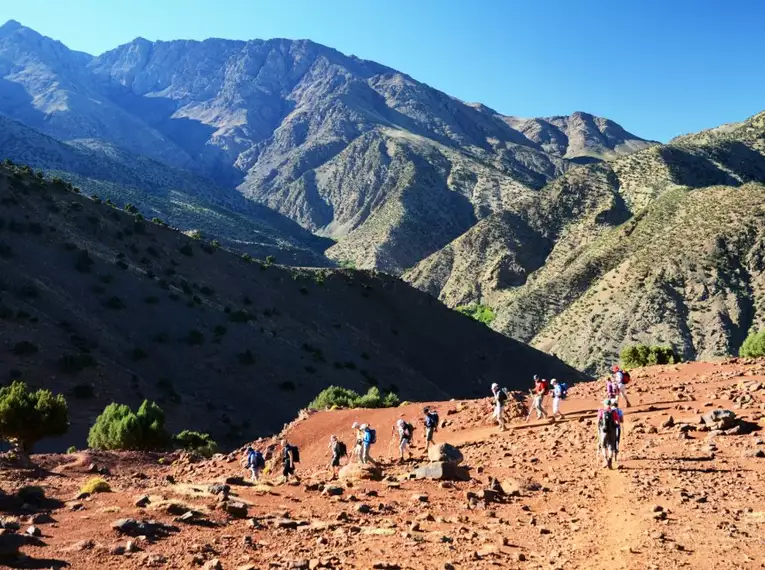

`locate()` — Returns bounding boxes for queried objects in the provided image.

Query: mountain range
[0,19,652,274]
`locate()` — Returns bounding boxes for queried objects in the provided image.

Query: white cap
[491,383,499,390]
[351,422,359,429]
[360,424,368,430]
[551,378,558,384]
[396,419,405,426]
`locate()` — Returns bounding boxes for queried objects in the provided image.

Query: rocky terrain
[0,161,579,450]
[3,358,765,569]
[0,20,652,274]
[407,110,765,374]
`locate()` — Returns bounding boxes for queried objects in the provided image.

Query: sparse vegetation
[308,385,400,410]
[620,345,678,368]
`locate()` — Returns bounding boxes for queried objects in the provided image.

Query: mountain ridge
[0,20,653,274]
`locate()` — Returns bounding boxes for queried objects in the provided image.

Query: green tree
[0,381,68,456]
[88,400,169,451]
[620,344,678,368]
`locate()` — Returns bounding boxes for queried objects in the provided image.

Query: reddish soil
[3,359,765,569]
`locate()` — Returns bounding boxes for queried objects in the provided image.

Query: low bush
[17,485,45,504]
[87,400,169,451]
[740,330,765,358]
[67,446,77,454]
[308,385,400,411]
[455,303,496,326]
[80,477,110,494]
[620,344,678,368]
[173,430,217,458]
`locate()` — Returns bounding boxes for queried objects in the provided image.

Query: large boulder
[702,409,737,431]
[414,461,470,481]
[427,443,463,465]
[339,463,383,481]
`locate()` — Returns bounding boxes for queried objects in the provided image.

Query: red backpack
[538,379,549,395]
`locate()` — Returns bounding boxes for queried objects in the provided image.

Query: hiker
[597,399,623,469]
[612,365,632,408]
[526,375,549,422]
[605,375,619,401]
[423,407,439,451]
[551,378,567,420]
[280,439,300,483]
[360,424,376,464]
[491,383,507,431]
[395,419,414,462]
[243,446,265,482]
[328,435,346,478]
[351,421,364,462]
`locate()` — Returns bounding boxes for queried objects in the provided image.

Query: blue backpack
[248,449,265,468]
[363,428,377,444]
[559,383,569,400]
[425,412,439,428]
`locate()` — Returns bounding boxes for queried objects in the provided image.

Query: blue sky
[3,0,764,142]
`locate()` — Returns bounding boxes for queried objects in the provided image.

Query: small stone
[67,539,95,552]
[322,486,344,497]
[135,495,150,508]
[411,494,429,503]
[222,501,248,519]
[25,526,41,537]
[356,504,371,514]
[125,540,140,553]
[203,558,223,570]
[517,552,527,562]
[110,545,126,555]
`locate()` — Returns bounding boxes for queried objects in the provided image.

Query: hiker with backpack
[551,378,567,420]
[394,419,414,462]
[328,435,347,478]
[423,407,439,451]
[491,383,507,431]
[243,446,265,482]
[612,365,632,408]
[280,439,300,483]
[360,424,376,464]
[351,422,364,463]
[526,375,549,422]
[597,399,624,469]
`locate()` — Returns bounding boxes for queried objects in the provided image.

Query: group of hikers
[241,365,632,481]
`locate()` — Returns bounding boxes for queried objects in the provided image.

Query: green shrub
[740,330,765,357]
[17,485,45,504]
[0,381,68,453]
[67,445,77,454]
[308,386,400,411]
[173,430,217,458]
[80,477,110,494]
[87,400,169,451]
[620,344,678,368]
[455,303,496,326]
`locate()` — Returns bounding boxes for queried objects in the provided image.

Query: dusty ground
[3,359,765,569]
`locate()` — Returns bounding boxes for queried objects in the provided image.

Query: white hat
[396,419,405,426]
[491,383,499,390]
[360,424,368,430]
[352,421,359,429]
[551,378,558,384]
